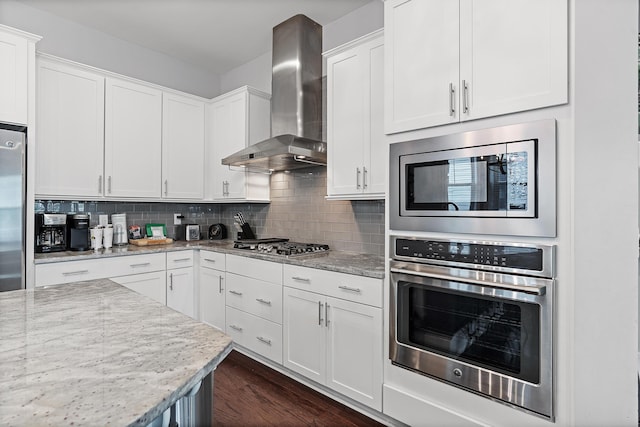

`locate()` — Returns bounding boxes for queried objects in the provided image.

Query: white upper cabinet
[162,93,205,199]
[384,0,567,134]
[205,86,271,202]
[459,0,568,121]
[0,25,39,125]
[36,58,105,198]
[104,77,163,198]
[384,0,460,133]
[326,30,386,199]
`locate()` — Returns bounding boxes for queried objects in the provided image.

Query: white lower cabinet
[34,253,165,287]
[110,271,166,305]
[199,250,226,331]
[283,266,383,410]
[166,251,195,318]
[224,254,283,363]
[226,306,283,363]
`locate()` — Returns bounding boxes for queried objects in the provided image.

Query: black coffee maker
[35,213,67,253]
[67,213,90,251]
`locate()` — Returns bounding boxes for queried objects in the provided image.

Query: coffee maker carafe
[67,214,90,251]
[35,213,67,253]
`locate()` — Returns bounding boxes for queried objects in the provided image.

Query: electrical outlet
[173,213,182,225]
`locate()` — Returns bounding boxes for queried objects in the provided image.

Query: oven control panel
[394,238,546,272]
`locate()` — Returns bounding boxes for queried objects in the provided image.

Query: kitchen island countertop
[35,240,385,279]
[0,279,233,426]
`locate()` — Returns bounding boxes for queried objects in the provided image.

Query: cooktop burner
[233,239,330,256]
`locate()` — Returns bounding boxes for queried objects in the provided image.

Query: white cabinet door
[36,59,105,198]
[104,77,162,198]
[167,267,194,318]
[325,296,382,411]
[365,40,386,196]
[207,91,247,199]
[199,266,225,331]
[327,44,365,196]
[283,287,325,384]
[111,271,167,305]
[459,0,568,121]
[384,0,460,133]
[162,93,205,199]
[0,27,28,125]
[327,31,385,199]
[205,87,270,201]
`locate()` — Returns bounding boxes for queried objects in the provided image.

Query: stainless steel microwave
[390,120,556,237]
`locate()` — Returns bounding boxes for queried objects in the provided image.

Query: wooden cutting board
[129,238,173,246]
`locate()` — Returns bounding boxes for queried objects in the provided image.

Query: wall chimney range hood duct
[221,14,326,172]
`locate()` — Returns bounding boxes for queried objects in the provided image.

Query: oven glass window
[397,282,540,384]
[405,150,530,213]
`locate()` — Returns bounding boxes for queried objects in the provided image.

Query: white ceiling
[19,0,375,75]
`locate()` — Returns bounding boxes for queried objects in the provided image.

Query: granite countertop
[0,279,233,426]
[35,240,386,279]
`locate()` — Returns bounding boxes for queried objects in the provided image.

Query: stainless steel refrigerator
[0,126,26,291]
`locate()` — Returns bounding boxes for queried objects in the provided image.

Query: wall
[36,168,385,256]
[0,0,220,97]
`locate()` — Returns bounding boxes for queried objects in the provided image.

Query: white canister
[90,227,103,250]
[103,225,113,249]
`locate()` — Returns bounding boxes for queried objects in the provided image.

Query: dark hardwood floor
[213,350,386,427]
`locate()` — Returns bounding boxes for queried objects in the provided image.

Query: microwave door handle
[390,266,547,296]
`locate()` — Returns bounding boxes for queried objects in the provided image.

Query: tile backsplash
[36,167,385,256]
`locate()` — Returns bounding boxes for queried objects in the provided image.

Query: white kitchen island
[0,279,233,426]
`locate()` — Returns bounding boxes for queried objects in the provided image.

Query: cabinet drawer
[199,250,225,271]
[166,250,194,268]
[226,254,282,284]
[226,273,282,324]
[35,253,166,287]
[226,306,282,364]
[35,258,106,287]
[284,265,382,308]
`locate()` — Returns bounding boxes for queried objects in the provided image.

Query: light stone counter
[35,240,385,279]
[0,279,233,426]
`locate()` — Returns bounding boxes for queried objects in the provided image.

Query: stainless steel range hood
[221,14,326,172]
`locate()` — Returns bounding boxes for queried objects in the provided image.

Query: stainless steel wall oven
[390,236,555,419]
[389,119,556,237]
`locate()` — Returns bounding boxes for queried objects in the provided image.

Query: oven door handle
[390,265,548,296]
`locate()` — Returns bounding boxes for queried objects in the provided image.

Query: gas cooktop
[233,238,330,256]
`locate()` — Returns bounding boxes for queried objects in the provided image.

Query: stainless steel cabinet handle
[318,301,324,326]
[203,258,217,263]
[356,167,361,189]
[462,80,469,114]
[229,290,242,296]
[108,176,112,194]
[62,270,89,276]
[98,175,102,194]
[229,324,243,332]
[164,179,168,196]
[169,272,173,290]
[338,285,362,293]
[292,276,310,282]
[171,258,191,263]
[129,262,151,268]
[218,276,224,294]
[362,166,368,190]
[256,336,272,346]
[256,298,272,306]
[449,83,455,116]
[325,303,330,327]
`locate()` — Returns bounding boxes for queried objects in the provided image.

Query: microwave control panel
[394,238,545,272]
